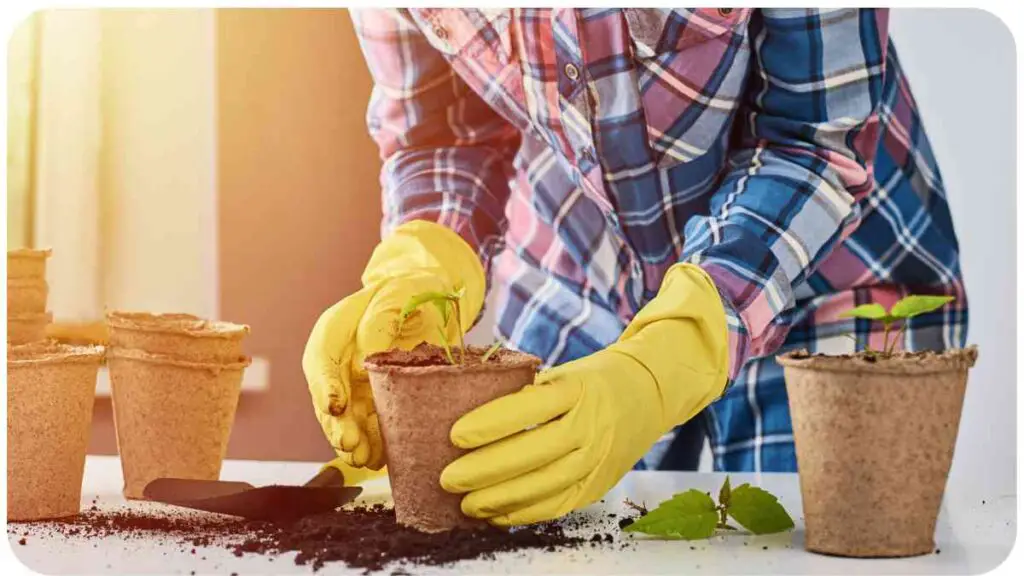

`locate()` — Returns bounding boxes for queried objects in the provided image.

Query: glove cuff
[614,263,730,426]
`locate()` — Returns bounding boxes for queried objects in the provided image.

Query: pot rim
[7,341,104,366]
[7,277,48,288]
[776,345,978,375]
[7,248,52,260]
[7,311,53,323]
[365,345,541,376]
[107,346,252,370]
[106,311,250,340]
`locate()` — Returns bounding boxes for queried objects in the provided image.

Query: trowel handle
[304,457,348,488]
[307,457,389,487]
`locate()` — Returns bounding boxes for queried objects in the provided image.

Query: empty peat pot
[778,347,978,558]
[7,248,51,280]
[7,342,104,521]
[106,311,250,363]
[107,347,250,499]
[8,277,49,314]
[365,343,541,532]
[8,311,53,346]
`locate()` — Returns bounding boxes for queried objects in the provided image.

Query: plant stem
[719,505,728,528]
[881,321,891,356]
[888,320,909,355]
[452,299,466,365]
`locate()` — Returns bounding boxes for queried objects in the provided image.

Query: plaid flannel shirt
[352,8,968,472]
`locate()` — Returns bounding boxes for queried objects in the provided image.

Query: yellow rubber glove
[303,220,485,470]
[321,457,389,486]
[440,263,729,526]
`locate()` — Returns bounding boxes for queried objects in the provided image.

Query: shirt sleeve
[351,9,520,268]
[681,9,890,379]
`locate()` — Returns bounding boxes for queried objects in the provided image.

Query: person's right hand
[302,220,486,470]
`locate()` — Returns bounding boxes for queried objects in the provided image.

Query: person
[303,8,967,527]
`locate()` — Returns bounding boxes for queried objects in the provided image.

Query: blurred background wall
[5,9,1016,489]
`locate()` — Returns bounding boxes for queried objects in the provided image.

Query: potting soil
[9,504,615,573]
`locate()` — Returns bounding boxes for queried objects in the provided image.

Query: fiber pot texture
[106,311,250,363]
[107,347,250,499]
[7,248,51,280]
[778,347,977,558]
[8,311,53,345]
[7,342,104,521]
[8,278,48,313]
[365,343,541,532]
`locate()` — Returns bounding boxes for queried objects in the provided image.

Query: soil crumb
[9,504,590,573]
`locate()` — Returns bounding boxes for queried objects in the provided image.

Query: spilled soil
[10,502,627,574]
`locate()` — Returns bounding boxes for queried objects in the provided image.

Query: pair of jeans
[657,411,707,471]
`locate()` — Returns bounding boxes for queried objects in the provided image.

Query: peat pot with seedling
[777,295,977,558]
[364,287,541,533]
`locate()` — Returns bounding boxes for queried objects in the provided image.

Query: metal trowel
[142,458,363,522]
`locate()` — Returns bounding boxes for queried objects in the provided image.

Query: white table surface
[9,456,1016,575]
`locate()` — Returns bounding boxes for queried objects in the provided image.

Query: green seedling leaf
[481,341,502,363]
[400,291,451,322]
[889,295,954,320]
[718,476,732,507]
[624,489,718,540]
[451,285,466,300]
[840,303,892,323]
[726,484,794,535]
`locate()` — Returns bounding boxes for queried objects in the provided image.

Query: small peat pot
[7,278,49,314]
[7,342,104,521]
[106,311,250,363]
[7,248,51,280]
[107,347,250,499]
[365,343,541,532]
[8,311,53,345]
[778,346,978,558]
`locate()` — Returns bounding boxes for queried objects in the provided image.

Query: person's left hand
[440,263,732,526]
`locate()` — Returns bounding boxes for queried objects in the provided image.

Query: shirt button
[581,148,596,163]
[718,8,734,16]
[564,63,580,81]
[433,25,448,40]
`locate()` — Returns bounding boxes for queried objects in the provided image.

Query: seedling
[481,340,503,363]
[622,476,793,540]
[397,287,467,365]
[841,295,955,356]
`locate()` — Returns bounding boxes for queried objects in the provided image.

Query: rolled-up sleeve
[682,8,889,379]
[351,9,520,267]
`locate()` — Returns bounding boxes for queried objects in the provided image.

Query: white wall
[468,8,1017,493]
[889,9,1016,495]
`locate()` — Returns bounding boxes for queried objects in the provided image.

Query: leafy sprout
[481,340,503,363]
[397,286,467,365]
[841,295,955,356]
[623,476,793,540]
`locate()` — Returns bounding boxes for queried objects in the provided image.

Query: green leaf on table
[726,484,795,535]
[623,489,718,540]
[718,476,731,507]
[839,303,892,323]
[889,295,955,320]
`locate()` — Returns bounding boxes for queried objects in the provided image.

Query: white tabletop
[9,456,1015,575]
